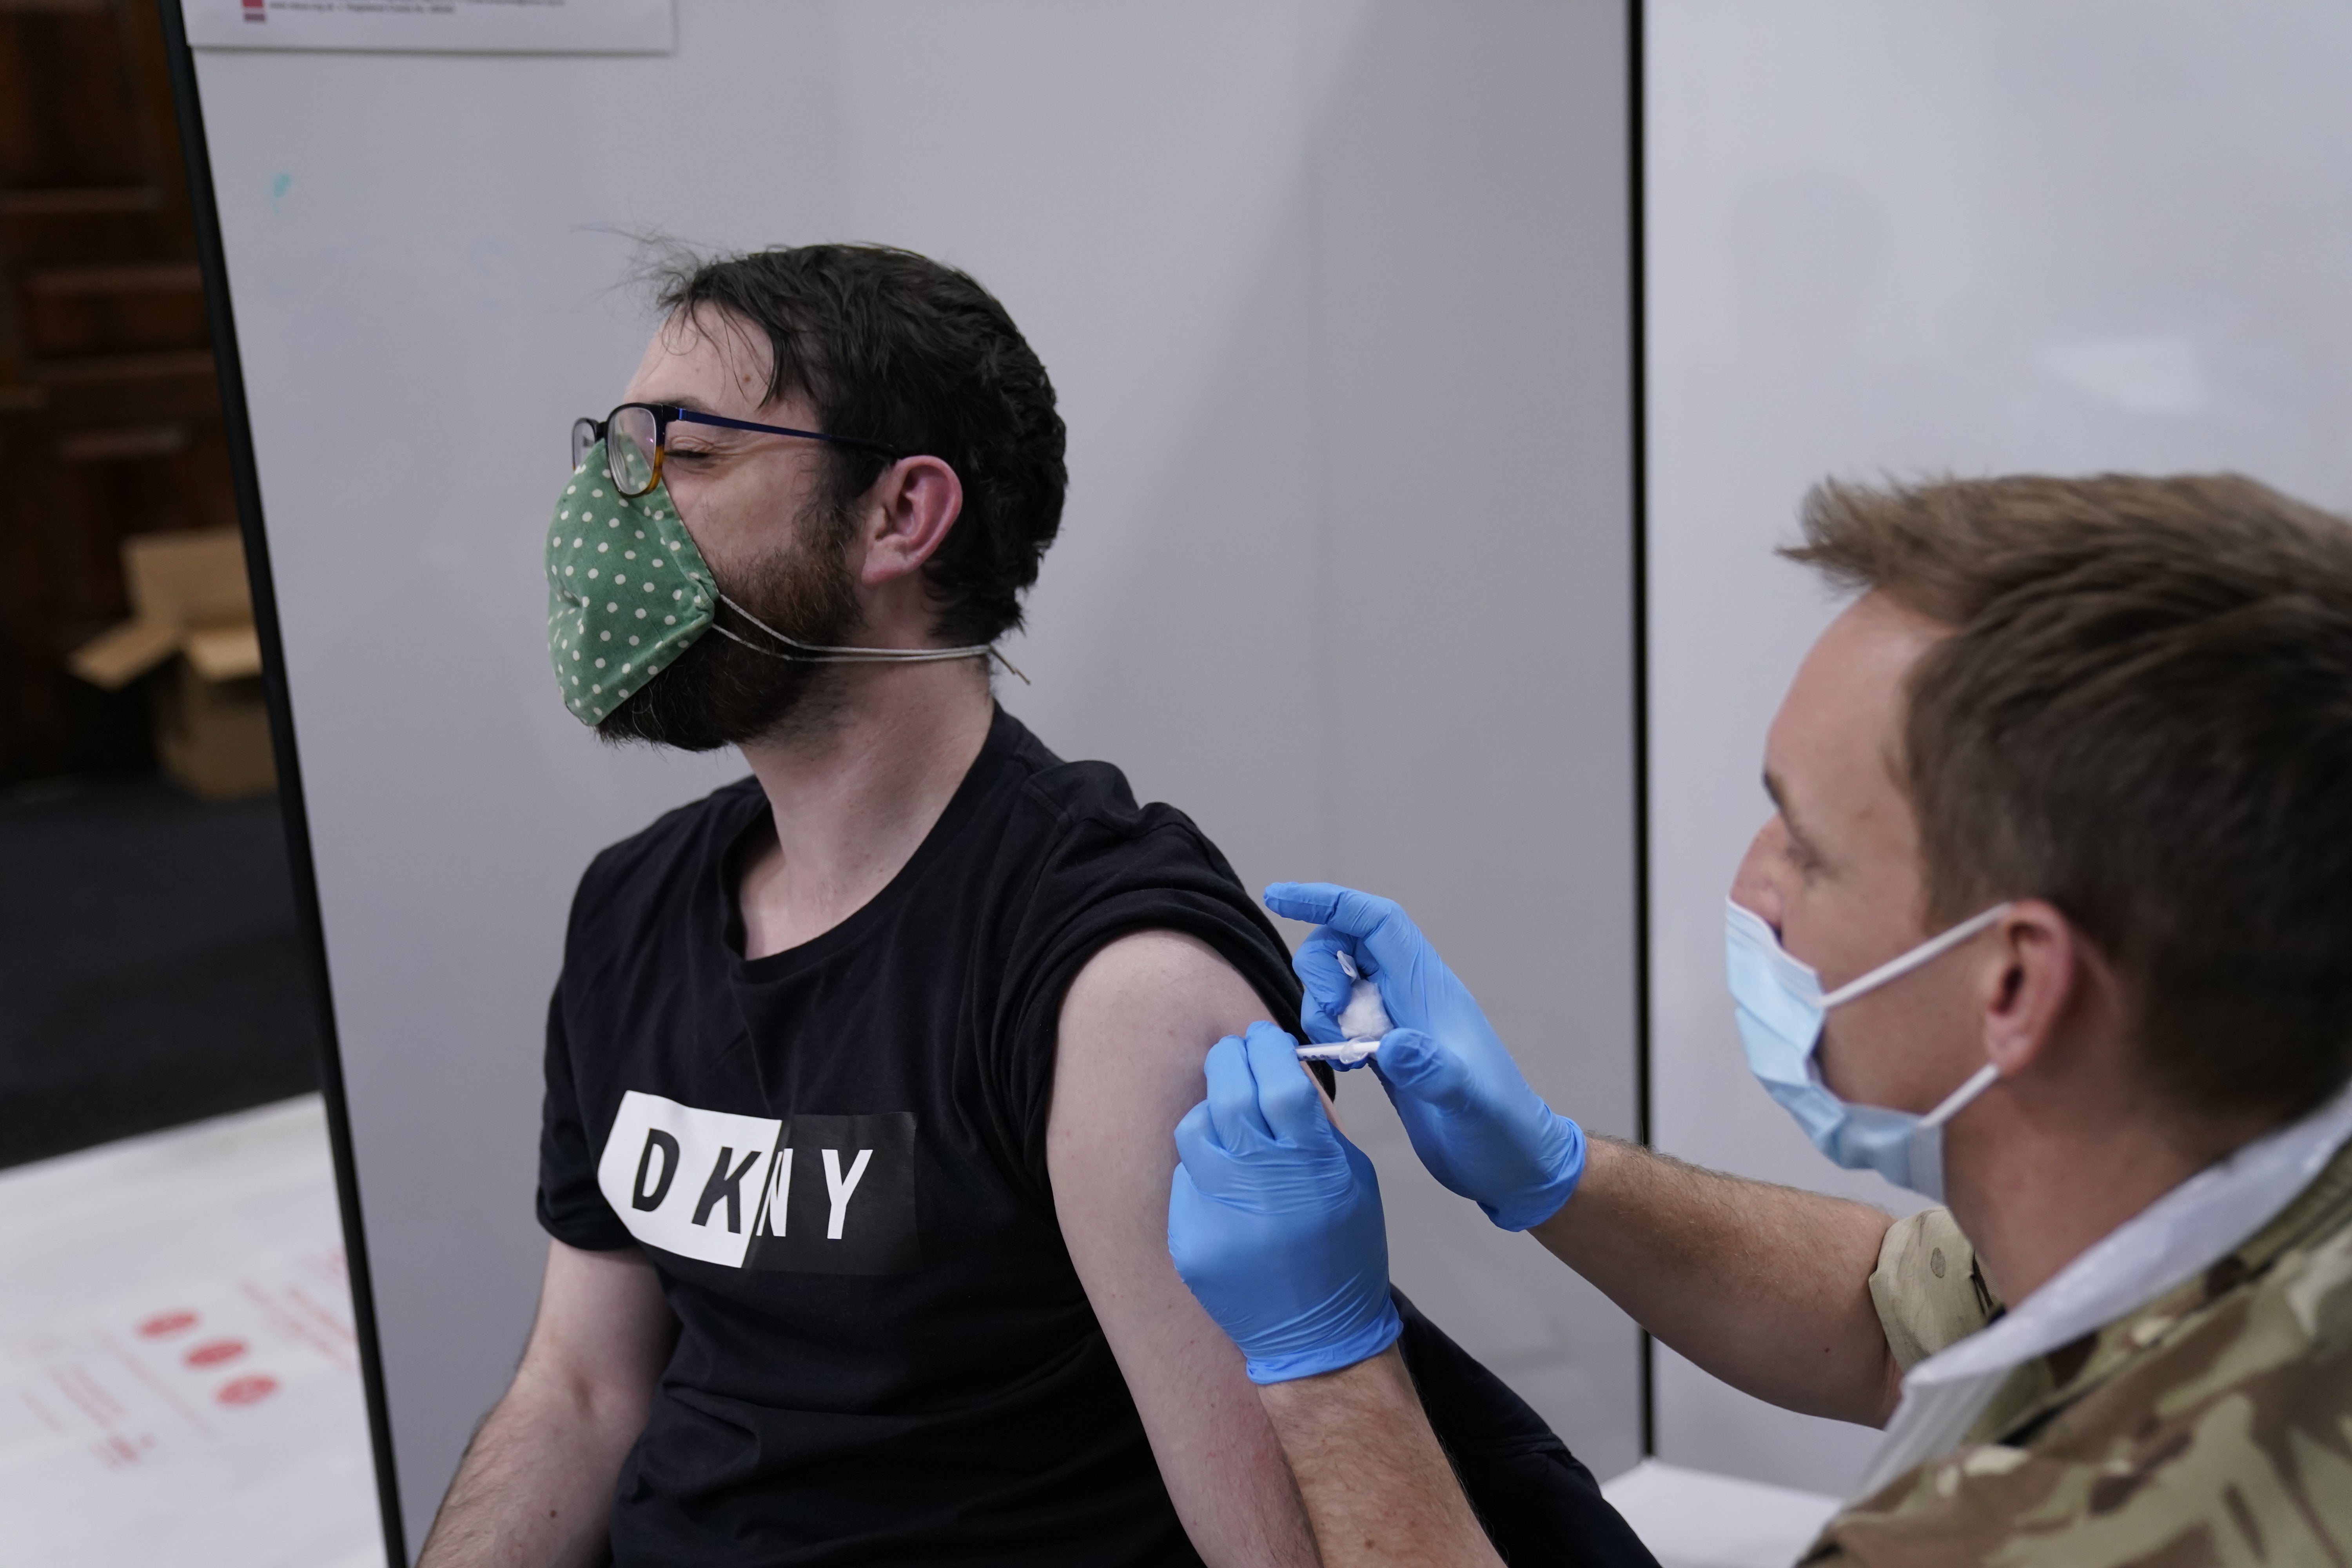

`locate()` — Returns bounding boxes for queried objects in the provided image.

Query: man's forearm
[1532,1136,1901,1424]
[416,1372,645,1568]
[1256,1348,1503,1568]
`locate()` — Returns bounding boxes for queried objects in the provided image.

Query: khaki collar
[1971,1132,2352,1447]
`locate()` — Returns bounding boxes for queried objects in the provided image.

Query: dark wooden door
[0,0,237,786]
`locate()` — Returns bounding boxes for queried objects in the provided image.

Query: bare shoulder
[1057,929,1274,1052]
[1049,930,1280,1160]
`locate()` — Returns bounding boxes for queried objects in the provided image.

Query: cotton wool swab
[1296,951,1393,1066]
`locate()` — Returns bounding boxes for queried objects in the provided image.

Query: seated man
[1172,474,2352,1565]
[417,245,1646,1568]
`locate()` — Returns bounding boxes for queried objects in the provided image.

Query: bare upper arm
[1048,928,1322,1275]
[514,1239,679,1423]
[1049,928,1278,1161]
[1048,930,1316,1568]
[1048,928,1281,1319]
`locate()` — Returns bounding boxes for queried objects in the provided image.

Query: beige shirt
[1867,1206,1999,1373]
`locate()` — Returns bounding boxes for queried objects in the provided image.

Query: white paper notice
[183,0,675,54]
[0,1099,378,1568]
[0,1249,377,1568]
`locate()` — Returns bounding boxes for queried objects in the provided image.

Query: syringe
[1295,951,1392,1066]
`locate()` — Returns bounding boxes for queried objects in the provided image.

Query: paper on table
[0,1100,377,1568]
[0,1249,377,1568]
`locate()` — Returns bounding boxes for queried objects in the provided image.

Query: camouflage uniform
[1806,1137,2352,1566]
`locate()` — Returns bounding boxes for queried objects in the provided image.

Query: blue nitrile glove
[1167,1020,1403,1384]
[1265,882,1586,1231]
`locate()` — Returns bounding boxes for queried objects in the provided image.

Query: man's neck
[1949,1082,2279,1306]
[733,660,995,958]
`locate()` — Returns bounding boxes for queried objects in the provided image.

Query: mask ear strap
[711,592,1024,679]
[708,622,991,666]
[1920,1062,2002,1129]
[1820,902,2016,1011]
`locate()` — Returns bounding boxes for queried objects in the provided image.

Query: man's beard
[596,502,863,752]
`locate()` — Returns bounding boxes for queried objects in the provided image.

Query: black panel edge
[154,5,409,1561]
[1626,0,1655,1461]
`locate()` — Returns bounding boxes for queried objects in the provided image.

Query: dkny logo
[596,1092,920,1274]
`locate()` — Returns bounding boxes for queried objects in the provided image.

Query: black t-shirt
[538,707,1304,1566]
[538,705,1657,1568]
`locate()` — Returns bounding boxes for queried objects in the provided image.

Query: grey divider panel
[1646,0,2352,1497]
[192,0,1637,1546]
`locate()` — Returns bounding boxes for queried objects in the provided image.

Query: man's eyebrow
[1763,769,1824,859]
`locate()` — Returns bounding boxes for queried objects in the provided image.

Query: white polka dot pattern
[545,442,718,724]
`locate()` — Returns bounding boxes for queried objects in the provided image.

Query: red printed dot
[185,1339,246,1368]
[215,1375,277,1407]
[138,1311,196,1338]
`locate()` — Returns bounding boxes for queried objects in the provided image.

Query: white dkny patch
[595,1092,922,1274]
[597,1091,782,1267]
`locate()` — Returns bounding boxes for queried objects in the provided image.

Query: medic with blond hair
[1175,474,2352,1566]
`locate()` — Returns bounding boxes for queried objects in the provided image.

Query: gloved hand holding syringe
[1293,951,1392,1067]
[1168,882,1591,1393]
[1268,882,1586,1231]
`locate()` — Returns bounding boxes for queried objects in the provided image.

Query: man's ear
[857,455,963,587]
[1980,900,2081,1078]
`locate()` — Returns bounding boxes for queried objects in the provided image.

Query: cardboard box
[69,528,278,800]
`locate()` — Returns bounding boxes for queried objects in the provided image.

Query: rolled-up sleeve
[1868,1207,2000,1370]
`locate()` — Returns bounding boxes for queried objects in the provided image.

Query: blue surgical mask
[1725,898,2013,1201]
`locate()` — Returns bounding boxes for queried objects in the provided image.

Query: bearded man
[416,245,1650,1568]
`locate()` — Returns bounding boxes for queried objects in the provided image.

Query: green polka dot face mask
[545,443,1022,726]
[546,445,718,725]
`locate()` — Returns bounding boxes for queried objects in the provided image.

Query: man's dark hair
[651,243,1067,646]
[1788,474,2352,1123]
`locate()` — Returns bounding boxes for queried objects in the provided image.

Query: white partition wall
[1645,0,2352,1496]
[186,1,1639,1549]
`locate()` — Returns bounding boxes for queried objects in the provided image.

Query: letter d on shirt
[597,1091,782,1267]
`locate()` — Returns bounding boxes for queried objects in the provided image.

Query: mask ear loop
[1918,1063,2002,1130]
[1826,905,2014,1182]
[709,593,1031,684]
[1819,901,2016,1010]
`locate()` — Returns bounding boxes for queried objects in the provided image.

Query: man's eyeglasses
[569,403,904,499]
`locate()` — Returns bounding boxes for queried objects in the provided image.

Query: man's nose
[1728,818,1789,929]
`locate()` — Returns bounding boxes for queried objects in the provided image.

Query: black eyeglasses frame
[568,402,904,497]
